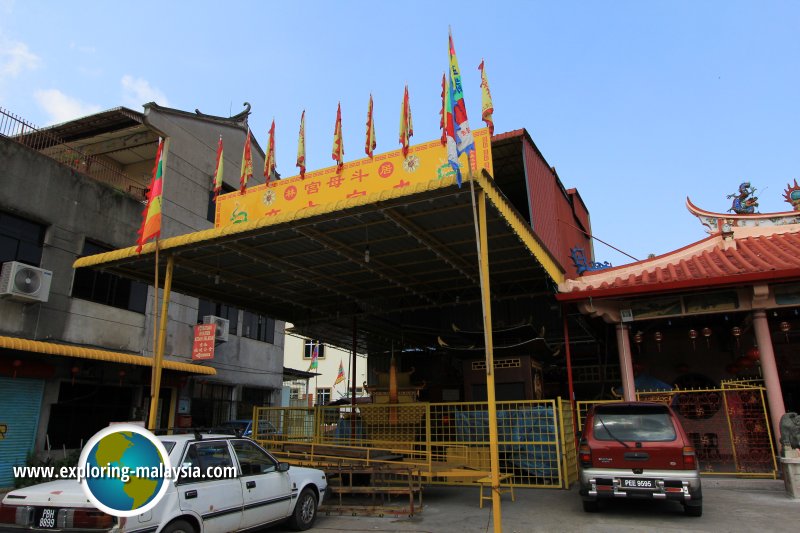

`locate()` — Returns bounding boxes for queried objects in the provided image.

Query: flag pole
[149,239,160,427]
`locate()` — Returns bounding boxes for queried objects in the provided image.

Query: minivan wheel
[582,499,600,513]
[684,500,702,517]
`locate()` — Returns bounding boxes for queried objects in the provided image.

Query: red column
[616,323,636,401]
[752,310,786,441]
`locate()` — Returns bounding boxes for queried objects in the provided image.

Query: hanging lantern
[12,359,22,379]
[654,331,662,352]
[745,346,760,362]
[71,365,80,385]
[780,321,790,343]
[732,326,742,348]
[689,329,698,351]
[702,327,712,348]
[633,332,643,354]
[118,369,126,386]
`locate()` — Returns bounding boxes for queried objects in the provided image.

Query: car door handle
[184,490,198,499]
[246,481,256,489]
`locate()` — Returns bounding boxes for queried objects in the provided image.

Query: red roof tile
[558,227,800,300]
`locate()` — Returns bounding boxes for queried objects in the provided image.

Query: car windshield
[592,406,677,442]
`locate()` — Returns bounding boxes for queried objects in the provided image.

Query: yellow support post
[148,254,175,431]
[477,188,502,533]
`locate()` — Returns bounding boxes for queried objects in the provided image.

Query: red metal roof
[558,225,800,300]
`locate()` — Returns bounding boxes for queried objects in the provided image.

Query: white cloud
[33,89,102,124]
[121,75,168,108]
[0,40,40,78]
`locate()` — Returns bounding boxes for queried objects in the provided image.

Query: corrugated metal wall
[0,377,44,488]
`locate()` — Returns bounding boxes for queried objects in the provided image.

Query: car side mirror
[277,462,290,473]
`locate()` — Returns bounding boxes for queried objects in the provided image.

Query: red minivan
[578,402,703,516]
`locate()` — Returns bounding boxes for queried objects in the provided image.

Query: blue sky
[1,1,798,268]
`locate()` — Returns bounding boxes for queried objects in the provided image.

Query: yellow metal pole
[148,254,174,430]
[477,188,502,533]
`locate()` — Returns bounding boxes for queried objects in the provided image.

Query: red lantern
[689,329,698,351]
[633,332,643,353]
[12,359,22,378]
[745,346,760,362]
[737,355,755,368]
[702,327,712,348]
[654,331,662,352]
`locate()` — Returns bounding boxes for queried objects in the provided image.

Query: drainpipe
[752,310,785,441]
[616,323,636,401]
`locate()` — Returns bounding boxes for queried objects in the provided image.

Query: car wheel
[289,487,318,530]
[161,519,196,533]
[684,500,702,517]
[582,499,600,513]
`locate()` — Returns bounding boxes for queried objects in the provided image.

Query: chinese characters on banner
[192,324,217,360]
[214,128,493,228]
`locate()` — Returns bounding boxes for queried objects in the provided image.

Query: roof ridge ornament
[194,102,251,124]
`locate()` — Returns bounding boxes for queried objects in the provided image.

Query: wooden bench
[477,474,515,508]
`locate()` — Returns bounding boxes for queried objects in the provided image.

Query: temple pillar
[616,323,636,401]
[752,310,786,442]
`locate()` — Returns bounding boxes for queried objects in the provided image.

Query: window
[0,211,46,266]
[315,387,331,406]
[231,439,278,476]
[207,184,236,223]
[181,441,235,481]
[241,311,275,343]
[198,298,238,335]
[72,240,148,313]
[303,340,325,359]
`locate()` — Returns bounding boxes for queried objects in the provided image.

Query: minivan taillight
[682,446,697,470]
[579,443,592,467]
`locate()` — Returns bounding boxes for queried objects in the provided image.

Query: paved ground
[270,479,800,533]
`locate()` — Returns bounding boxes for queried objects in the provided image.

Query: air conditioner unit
[202,315,230,342]
[0,261,53,303]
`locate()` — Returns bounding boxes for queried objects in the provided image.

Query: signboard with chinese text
[192,323,216,360]
[215,128,493,228]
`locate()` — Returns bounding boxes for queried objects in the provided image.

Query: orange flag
[240,127,253,194]
[399,85,413,157]
[332,102,344,169]
[296,110,306,180]
[212,135,224,201]
[478,59,494,135]
[439,73,447,146]
[136,138,166,253]
[264,119,276,185]
[365,94,376,158]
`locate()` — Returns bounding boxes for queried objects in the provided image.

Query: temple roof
[558,223,800,300]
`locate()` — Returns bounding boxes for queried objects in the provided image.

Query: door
[231,439,291,528]
[178,440,242,533]
[0,377,44,488]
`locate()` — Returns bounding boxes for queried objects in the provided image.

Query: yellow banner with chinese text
[215,128,493,228]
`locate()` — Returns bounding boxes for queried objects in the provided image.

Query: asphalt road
[270,479,799,533]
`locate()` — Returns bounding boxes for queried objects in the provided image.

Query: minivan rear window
[592,411,676,442]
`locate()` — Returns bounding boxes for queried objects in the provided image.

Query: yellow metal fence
[575,385,778,478]
[253,399,578,489]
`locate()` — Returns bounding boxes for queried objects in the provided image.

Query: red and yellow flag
[264,119,276,185]
[365,94,376,158]
[136,137,166,253]
[399,85,413,157]
[212,135,224,201]
[439,73,447,146]
[296,110,306,180]
[332,102,344,169]
[240,127,253,194]
[334,359,346,386]
[478,59,494,135]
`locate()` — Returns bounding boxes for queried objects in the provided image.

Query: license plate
[35,508,58,529]
[620,478,656,489]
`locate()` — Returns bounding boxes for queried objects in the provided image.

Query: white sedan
[0,434,327,532]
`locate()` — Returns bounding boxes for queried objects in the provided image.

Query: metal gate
[576,385,778,478]
[0,377,44,488]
